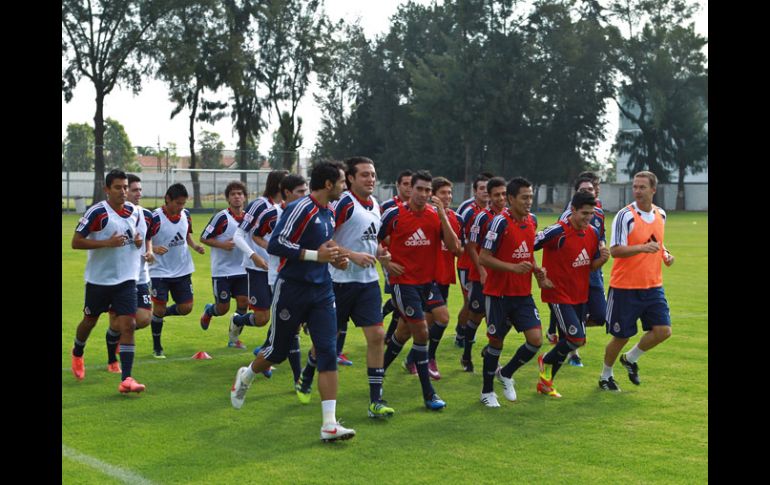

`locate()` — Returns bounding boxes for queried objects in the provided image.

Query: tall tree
[62,0,175,202]
[259,0,329,171]
[63,122,95,171]
[103,118,137,170]
[198,130,225,169]
[155,1,228,208]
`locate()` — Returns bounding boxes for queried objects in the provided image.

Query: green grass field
[61,211,708,484]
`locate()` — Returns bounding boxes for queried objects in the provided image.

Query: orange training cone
[192,351,212,360]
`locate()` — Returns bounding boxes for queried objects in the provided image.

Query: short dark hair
[105,169,127,188]
[486,176,507,194]
[345,156,375,189]
[473,172,494,190]
[280,173,307,197]
[577,171,600,184]
[165,183,188,200]
[431,176,452,193]
[573,176,595,192]
[225,180,247,198]
[263,170,289,198]
[396,170,413,185]
[127,174,141,185]
[310,161,346,191]
[570,191,597,210]
[411,170,432,187]
[506,177,532,198]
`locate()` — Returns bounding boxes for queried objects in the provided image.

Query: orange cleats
[536,353,561,397]
[72,354,85,381]
[536,379,562,398]
[118,377,146,394]
[107,361,122,373]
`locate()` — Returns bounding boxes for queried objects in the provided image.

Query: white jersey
[237,196,274,272]
[202,209,248,278]
[148,207,195,278]
[77,201,142,286]
[329,191,381,284]
[267,203,283,286]
[136,206,151,285]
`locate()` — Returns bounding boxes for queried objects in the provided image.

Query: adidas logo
[169,231,185,247]
[122,229,133,246]
[572,248,591,268]
[361,222,378,241]
[405,228,431,246]
[512,241,530,259]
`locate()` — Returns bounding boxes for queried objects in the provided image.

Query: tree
[259,0,329,171]
[154,1,228,208]
[62,0,175,203]
[198,130,225,169]
[610,0,707,188]
[103,118,137,170]
[63,122,95,171]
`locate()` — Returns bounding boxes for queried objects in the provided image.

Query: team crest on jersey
[279,309,291,320]
[594,220,600,227]
[206,224,216,234]
[405,306,415,317]
[488,324,496,335]
[243,213,254,223]
[249,296,257,305]
[534,308,540,320]
[79,217,89,226]
[471,300,479,309]
[485,231,497,242]
[84,306,91,315]
[220,291,228,300]
[568,325,577,335]
[613,322,620,332]
[151,288,157,297]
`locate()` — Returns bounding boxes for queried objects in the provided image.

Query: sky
[61,0,707,161]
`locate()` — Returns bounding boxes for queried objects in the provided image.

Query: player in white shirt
[198,181,249,346]
[147,183,206,358]
[104,174,155,374]
[70,169,146,393]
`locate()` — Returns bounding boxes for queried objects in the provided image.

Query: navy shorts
[457,268,471,296]
[259,278,338,372]
[485,295,541,341]
[393,283,445,323]
[607,287,671,338]
[548,303,586,344]
[136,283,151,310]
[212,274,248,304]
[150,274,193,305]
[468,281,486,315]
[437,284,450,303]
[85,279,137,317]
[334,281,383,328]
[585,285,607,325]
[246,269,272,311]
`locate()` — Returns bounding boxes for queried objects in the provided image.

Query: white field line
[62,444,158,485]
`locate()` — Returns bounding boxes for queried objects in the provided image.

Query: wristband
[304,250,319,262]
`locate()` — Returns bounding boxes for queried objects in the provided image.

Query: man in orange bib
[599,171,675,392]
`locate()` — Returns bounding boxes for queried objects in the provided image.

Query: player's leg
[600,288,634,391]
[73,283,111,380]
[149,278,169,358]
[494,298,542,402]
[454,268,470,348]
[106,311,122,373]
[200,277,231,330]
[383,284,413,370]
[619,288,672,385]
[538,304,584,397]
[463,281,486,371]
[135,284,152,330]
[231,270,270,344]
[425,283,450,379]
[112,281,145,393]
[165,275,194,316]
[479,296,512,406]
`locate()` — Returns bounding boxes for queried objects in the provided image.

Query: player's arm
[466,212,486,281]
[433,196,460,254]
[184,211,205,254]
[591,232,611,271]
[478,248,533,274]
[377,206,404,276]
[267,206,339,263]
[71,231,125,250]
[609,210,658,258]
[200,214,234,251]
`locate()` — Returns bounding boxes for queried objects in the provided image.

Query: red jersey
[481,210,538,297]
[457,201,484,270]
[468,207,504,282]
[379,203,443,285]
[435,208,461,285]
[535,220,600,304]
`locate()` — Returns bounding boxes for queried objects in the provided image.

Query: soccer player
[147,183,206,358]
[381,170,413,349]
[599,171,674,392]
[476,177,549,407]
[230,161,357,442]
[461,176,507,373]
[379,170,460,411]
[198,181,249,345]
[253,173,308,386]
[230,170,288,347]
[322,156,395,418]
[454,173,492,351]
[105,174,155,373]
[70,169,146,393]
[547,176,607,367]
[534,191,610,398]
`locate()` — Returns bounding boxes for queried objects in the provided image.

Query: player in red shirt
[476,177,550,407]
[378,170,460,410]
[533,191,610,397]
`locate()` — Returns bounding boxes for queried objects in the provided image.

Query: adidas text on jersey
[405,228,431,246]
[572,248,591,268]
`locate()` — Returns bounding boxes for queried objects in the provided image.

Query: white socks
[625,345,645,363]
[322,400,337,426]
[601,364,614,380]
